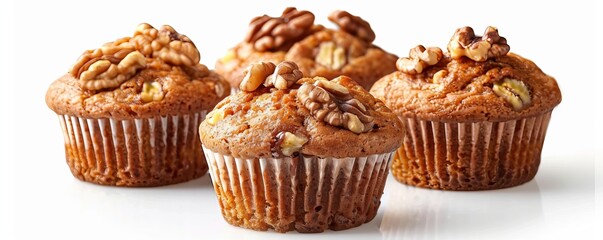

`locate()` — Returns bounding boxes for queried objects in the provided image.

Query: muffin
[46,23,230,187]
[215,7,397,92]
[370,26,561,190]
[199,61,403,232]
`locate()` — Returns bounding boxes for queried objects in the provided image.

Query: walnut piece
[492,78,531,111]
[276,131,308,157]
[297,78,374,134]
[131,23,200,66]
[396,45,443,74]
[264,61,303,89]
[140,81,164,102]
[328,10,375,43]
[447,26,510,62]
[245,7,315,51]
[239,62,276,92]
[316,41,347,70]
[206,108,226,126]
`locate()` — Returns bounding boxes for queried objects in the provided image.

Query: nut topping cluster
[396,45,443,74]
[239,61,303,92]
[245,7,315,52]
[328,10,375,43]
[70,23,204,91]
[447,26,510,62]
[297,78,374,134]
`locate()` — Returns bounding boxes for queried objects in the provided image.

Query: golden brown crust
[370,53,562,122]
[46,67,230,120]
[199,76,403,159]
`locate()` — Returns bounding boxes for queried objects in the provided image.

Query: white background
[1,0,600,239]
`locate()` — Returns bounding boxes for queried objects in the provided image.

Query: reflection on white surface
[380,179,543,239]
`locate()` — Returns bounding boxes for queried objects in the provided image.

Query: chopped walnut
[131,23,201,66]
[245,7,315,51]
[492,78,531,111]
[239,62,276,92]
[264,61,303,89]
[447,26,510,62]
[140,81,164,102]
[275,131,308,157]
[328,10,375,43]
[316,41,347,70]
[297,78,374,134]
[396,45,443,74]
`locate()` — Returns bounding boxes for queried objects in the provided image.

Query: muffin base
[58,112,207,187]
[392,111,552,190]
[203,147,393,233]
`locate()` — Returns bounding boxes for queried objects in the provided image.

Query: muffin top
[46,23,230,120]
[215,8,397,90]
[370,26,562,122]
[200,61,403,159]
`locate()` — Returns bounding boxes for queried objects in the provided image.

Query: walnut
[245,7,315,51]
[131,23,201,66]
[447,26,510,62]
[140,81,164,102]
[396,45,443,74]
[239,62,276,92]
[70,23,206,91]
[275,132,308,157]
[264,61,303,89]
[328,10,375,43]
[70,43,147,91]
[316,41,347,70]
[206,108,225,126]
[297,78,374,134]
[492,78,531,111]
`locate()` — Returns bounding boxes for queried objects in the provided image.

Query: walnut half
[245,7,315,51]
[297,78,374,134]
[71,44,147,91]
[328,10,375,43]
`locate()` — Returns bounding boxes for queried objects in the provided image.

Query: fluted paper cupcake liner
[392,111,552,190]
[58,111,207,187]
[203,146,394,233]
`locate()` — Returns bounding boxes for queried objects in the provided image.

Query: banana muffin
[200,61,403,232]
[370,26,561,190]
[215,8,397,92]
[46,23,230,187]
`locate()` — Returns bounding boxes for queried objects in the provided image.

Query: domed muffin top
[200,61,403,158]
[46,23,230,119]
[215,7,397,90]
[370,26,561,122]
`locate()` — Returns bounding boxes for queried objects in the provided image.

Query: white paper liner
[392,111,553,190]
[203,146,394,233]
[57,111,207,187]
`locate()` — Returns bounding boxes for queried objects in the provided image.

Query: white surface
[0,0,599,239]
